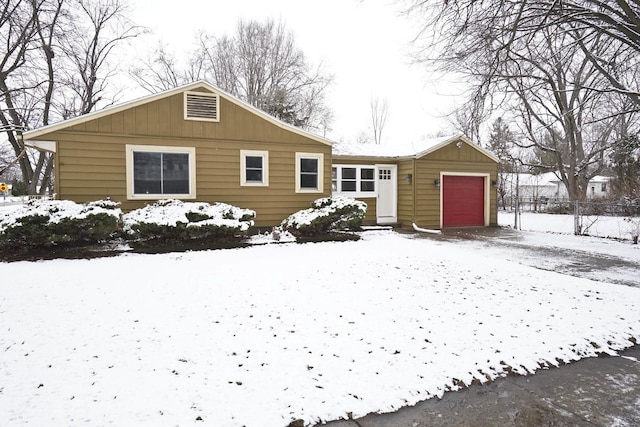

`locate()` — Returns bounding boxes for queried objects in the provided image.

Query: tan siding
[427,142,497,163]
[123,107,136,133]
[396,160,414,227]
[352,197,376,224]
[147,101,159,135]
[111,112,124,134]
[134,105,148,134]
[49,129,330,227]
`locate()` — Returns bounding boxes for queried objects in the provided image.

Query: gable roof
[23,81,333,146]
[333,134,499,162]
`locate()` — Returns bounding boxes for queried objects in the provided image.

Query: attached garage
[332,135,499,230]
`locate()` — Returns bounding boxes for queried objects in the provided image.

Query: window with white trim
[332,165,376,196]
[126,145,196,199]
[295,152,324,193]
[240,150,269,186]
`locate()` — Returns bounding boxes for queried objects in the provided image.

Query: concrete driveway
[413,226,640,288]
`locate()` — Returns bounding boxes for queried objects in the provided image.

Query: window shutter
[185,92,219,121]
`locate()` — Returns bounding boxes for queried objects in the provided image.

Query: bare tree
[204,19,334,132]
[447,105,487,145]
[369,96,389,145]
[404,0,640,106]
[131,18,334,133]
[0,0,141,194]
[0,0,64,194]
[404,0,639,201]
[505,28,635,200]
[60,0,141,117]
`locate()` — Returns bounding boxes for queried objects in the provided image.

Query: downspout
[412,158,417,225]
[53,147,60,199]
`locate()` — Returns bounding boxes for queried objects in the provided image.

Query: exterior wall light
[492,180,498,188]
[406,173,413,183]
[434,179,440,187]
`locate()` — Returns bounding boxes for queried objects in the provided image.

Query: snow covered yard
[1,230,640,427]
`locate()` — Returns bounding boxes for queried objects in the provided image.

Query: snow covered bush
[0,199,121,253]
[281,196,367,237]
[122,199,255,245]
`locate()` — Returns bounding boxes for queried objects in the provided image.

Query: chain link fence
[501,198,640,243]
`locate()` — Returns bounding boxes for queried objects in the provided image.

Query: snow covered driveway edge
[1,230,639,426]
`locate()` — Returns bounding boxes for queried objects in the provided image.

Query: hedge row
[0,199,255,254]
[0,196,367,255]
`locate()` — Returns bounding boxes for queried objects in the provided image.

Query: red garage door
[442,175,485,227]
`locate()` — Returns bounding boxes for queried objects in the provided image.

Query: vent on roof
[184,91,219,122]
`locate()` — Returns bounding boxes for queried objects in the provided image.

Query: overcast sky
[127,0,463,144]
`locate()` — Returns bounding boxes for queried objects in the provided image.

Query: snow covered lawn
[1,230,640,426]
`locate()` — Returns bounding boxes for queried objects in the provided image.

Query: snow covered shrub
[281,196,367,236]
[0,199,122,252]
[122,199,255,244]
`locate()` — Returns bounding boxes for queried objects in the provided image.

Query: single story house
[23,81,499,229]
[23,81,332,227]
[332,135,499,229]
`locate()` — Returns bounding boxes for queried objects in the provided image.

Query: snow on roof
[589,175,612,183]
[506,172,560,186]
[333,134,463,158]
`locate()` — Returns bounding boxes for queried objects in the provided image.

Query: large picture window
[295,152,324,193]
[240,150,269,186]
[126,145,196,199]
[332,165,376,196]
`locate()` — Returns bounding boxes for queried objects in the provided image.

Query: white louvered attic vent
[184,91,219,122]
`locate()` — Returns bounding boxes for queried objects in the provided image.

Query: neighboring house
[501,173,612,207]
[332,135,499,229]
[502,172,560,201]
[585,175,611,199]
[23,81,332,227]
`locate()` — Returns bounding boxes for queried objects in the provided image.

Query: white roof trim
[23,81,333,146]
[24,140,57,152]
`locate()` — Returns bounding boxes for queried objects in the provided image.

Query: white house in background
[584,176,611,198]
[501,173,612,206]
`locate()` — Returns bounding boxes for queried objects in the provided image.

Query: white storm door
[376,164,397,224]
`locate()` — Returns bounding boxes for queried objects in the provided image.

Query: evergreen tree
[487,117,516,173]
[487,117,516,209]
[609,135,640,200]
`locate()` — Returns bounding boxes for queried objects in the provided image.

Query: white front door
[376,164,397,224]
